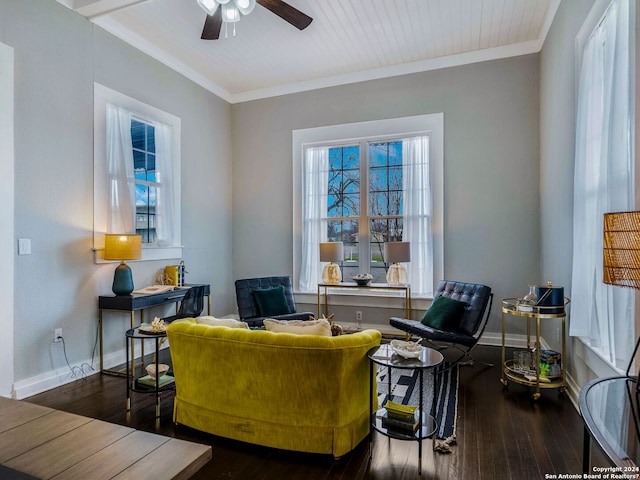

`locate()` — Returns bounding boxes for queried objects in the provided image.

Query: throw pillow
[421,295,467,330]
[263,318,332,337]
[253,286,292,316]
[196,316,250,329]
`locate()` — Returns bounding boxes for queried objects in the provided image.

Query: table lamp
[384,241,410,286]
[320,242,343,285]
[603,211,640,388]
[104,234,142,295]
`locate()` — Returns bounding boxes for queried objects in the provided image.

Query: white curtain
[402,136,432,296]
[154,120,176,246]
[106,103,135,234]
[570,0,633,369]
[299,146,329,292]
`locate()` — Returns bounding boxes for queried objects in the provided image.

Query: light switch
[18,238,31,255]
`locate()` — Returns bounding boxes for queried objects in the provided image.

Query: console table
[317,282,411,320]
[579,376,640,472]
[98,284,210,375]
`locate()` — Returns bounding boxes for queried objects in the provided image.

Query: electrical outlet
[54,328,62,343]
[356,311,362,321]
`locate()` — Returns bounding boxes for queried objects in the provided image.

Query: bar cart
[500,296,570,400]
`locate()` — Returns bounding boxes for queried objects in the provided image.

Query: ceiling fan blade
[201,8,223,40]
[257,0,313,30]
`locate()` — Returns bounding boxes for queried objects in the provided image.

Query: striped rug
[376,363,459,452]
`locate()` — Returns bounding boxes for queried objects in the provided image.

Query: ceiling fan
[198,0,313,40]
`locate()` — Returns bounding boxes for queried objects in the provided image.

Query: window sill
[93,245,183,264]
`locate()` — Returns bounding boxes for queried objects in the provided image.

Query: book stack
[381,400,421,433]
[136,374,175,388]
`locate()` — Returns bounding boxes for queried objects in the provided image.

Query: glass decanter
[522,285,537,305]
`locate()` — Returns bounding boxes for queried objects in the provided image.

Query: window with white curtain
[293,114,444,297]
[94,83,182,262]
[570,0,633,370]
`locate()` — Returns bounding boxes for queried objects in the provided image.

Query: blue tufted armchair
[234,276,315,328]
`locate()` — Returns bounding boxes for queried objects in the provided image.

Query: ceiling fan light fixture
[235,0,256,15]
[221,3,241,23]
[197,0,219,16]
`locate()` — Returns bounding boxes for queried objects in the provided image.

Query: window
[293,114,443,297]
[570,0,633,370]
[93,84,182,262]
[132,119,157,243]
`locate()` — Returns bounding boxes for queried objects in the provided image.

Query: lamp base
[386,263,407,286]
[322,262,342,285]
[112,262,134,295]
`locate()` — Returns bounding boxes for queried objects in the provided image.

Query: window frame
[93,83,182,263]
[292,114,444,298]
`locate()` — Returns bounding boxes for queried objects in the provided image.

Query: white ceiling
[61,0,560,103]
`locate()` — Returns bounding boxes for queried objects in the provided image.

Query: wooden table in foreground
[0,396,211,480]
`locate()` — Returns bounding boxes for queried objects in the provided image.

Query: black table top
[580,376,640,467]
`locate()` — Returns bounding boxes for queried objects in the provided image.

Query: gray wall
[1,0,233,390]
[231,54,541,336]
[540,0,628,388]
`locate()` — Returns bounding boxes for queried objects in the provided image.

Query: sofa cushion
[263,318,332,337]
[421,295,467,330]
[196,316,249,329]
[253,286,292,317]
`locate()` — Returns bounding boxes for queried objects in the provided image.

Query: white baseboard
[14,342,170,400]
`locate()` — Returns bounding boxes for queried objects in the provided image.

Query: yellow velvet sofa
[166,318,381,458]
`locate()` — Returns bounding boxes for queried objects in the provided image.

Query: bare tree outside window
[325,141,404,283]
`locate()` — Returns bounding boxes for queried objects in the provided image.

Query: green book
[136,374,174,388]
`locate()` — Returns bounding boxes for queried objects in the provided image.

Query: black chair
[161,285,205,323]
[389,280,493,367]
[234,276,314,328]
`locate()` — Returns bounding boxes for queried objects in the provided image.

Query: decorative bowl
[352,274,373,286]
[390,339,423,359]
[146,363,169,379]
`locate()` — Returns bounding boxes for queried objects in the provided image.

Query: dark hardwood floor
[25,345,604,479]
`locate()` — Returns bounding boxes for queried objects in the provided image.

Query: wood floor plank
[0,410,92,463]
[49,430,169,480]
[110,437,212,480]
[0,397,53,434]
[5,420,134,479]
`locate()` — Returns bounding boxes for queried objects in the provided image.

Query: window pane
[328,146,360,218]
[131,119,157,244]
[146,153,156,182]
[131,119,146,150]
[369,142,403,217]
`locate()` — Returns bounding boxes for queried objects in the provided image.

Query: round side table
[367,343,444,475]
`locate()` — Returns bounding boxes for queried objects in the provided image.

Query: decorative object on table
[512,350,535,373]
[352,273,373,286]
[381,400,421,432]
[603,211,640,390]
[103,234,142,295]
[535,281,565,314]
[145,363,170,379]
[384,241,410,286]
[320,242,344,285]
[539,349,562,377]
[165,261,186,287]
[390,339,423,358]
[139,317,167,334]
[516,285,537,312]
